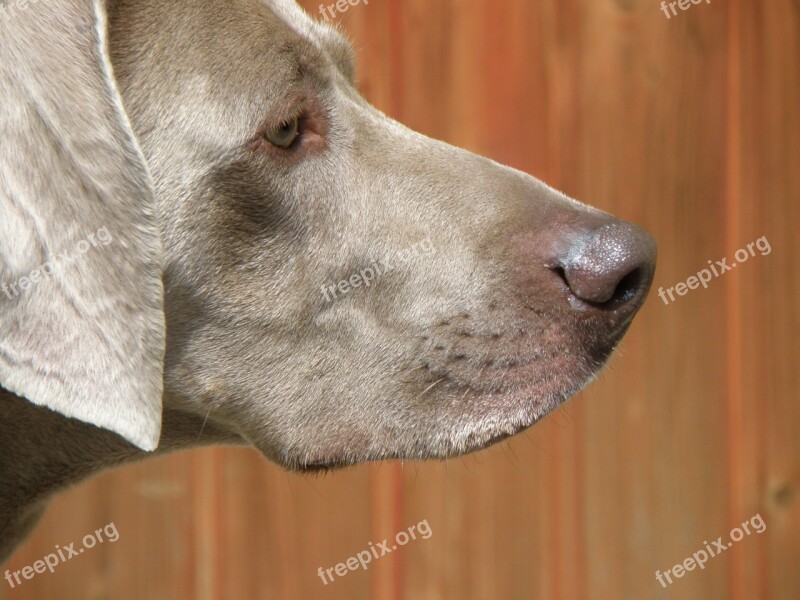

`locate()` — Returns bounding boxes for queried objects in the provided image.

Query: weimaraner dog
[0,0,656,561]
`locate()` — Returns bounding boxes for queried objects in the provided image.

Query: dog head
[0,0,656,470]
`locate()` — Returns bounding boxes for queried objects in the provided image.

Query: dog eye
[263,117,300,149]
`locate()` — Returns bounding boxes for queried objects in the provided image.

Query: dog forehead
[255,0,357,88]
[260,0,338,49]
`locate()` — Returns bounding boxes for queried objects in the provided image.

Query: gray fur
[0,0,655,561]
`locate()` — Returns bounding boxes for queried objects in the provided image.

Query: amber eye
[263,117,300,149]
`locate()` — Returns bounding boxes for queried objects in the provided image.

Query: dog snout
[552,222,657,310]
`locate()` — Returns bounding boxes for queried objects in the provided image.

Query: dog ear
[0,0,165,451]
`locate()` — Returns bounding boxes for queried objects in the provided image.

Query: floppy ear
[0,0,165,451]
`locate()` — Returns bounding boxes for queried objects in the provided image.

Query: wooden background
[3,0,798,598]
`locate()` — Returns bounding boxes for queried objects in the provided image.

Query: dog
[0,0,657,562]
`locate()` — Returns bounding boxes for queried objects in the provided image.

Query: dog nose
[556,222,657,308]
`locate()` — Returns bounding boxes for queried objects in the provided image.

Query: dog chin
[427,369,599,457]
[281,362,601,473]
[270,325,627,473]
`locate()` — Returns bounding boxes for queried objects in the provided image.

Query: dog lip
[295,460,346,473]
[418,323,614,393]
[463,429,519,453]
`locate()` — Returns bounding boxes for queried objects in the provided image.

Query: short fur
[0,0,655,562]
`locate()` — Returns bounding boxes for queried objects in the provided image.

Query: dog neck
[0,388,242,563]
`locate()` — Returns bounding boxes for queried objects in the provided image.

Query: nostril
[551,264,642,307]
[551,265,568,287]
[556,222,657,309]
[609,267,644,305]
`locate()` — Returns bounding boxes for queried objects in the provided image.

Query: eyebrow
[240,25,354,144]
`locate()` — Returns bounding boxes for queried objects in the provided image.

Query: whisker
[195,406,213,442]
[416,378,444,401]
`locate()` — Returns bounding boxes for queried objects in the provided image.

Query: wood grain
[2,0,797,598]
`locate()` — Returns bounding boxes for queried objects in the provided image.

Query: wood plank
[3,2,798,599]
